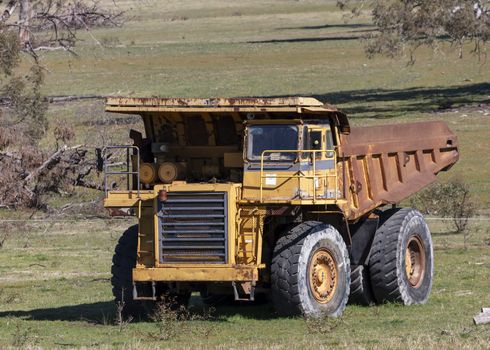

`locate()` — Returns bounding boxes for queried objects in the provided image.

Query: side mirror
[96,148,104,172]
[129,129,143,145]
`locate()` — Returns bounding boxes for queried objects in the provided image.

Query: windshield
[247,125,299,161]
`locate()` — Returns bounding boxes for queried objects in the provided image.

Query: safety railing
[102,145,140,197]
[259,149,339,203]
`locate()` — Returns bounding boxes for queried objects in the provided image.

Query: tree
[337,1,490,60]
[1,0,123,51]
[409,180,476,234]
[0,0,123,209]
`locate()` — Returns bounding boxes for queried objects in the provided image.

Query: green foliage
[149,297,216,342]
[2,65,48,143]
[338,0,490,60]
[0,28,20,76]
[149,300,182,341]
[0,21,48,145]
[410,180,476,233]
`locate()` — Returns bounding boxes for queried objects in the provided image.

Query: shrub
[410,179,475,233]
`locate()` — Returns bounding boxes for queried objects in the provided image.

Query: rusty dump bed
[339,121,459,220]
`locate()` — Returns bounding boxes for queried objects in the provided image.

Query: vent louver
[158,192,228,264]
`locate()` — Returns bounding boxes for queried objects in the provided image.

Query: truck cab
[242,120,339,202]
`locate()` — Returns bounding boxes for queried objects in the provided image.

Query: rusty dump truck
[102,97,458,317]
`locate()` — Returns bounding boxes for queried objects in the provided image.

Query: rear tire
[369,208,433,305]
[271,221,350,317]
[349,265,375,306]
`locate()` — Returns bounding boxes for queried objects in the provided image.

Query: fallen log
[474,308,490,325]
[24,144,82,183]
[47,95,108,103]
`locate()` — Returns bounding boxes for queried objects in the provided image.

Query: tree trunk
[1,0,18,22]
[19,0,30,47]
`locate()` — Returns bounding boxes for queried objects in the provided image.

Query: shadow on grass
[314,82,490,105]
[0,296,279,323]
[278,23,374,30]
[316,82,490,116]
[266,82,490,117]
[190,297,278,320]
[247,34,364,44]
[0,301,116,323]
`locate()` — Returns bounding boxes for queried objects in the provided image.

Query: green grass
[16,0,487,97]
[0,219,489,349]
[1,1,490,348]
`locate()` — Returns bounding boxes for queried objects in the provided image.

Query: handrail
[259,149,338,203]
[102,145,140,197]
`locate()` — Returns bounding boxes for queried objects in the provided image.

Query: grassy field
[20,0,487,208]
[0,219,489,349]
[1,0,490,349]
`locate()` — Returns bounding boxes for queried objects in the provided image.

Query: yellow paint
[133,266,259,282]
[103,98,349,285]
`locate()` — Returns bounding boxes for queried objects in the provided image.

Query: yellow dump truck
[103,97,459,317]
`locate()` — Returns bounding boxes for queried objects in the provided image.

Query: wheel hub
[405,235,426,288]
[308,249,338,303]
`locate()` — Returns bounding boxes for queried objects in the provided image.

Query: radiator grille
[158,192,228,264]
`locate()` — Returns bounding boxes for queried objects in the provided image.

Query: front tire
[271,221,350,317]
[369,208,434,305]
[111,225,190,318]
[111,225,148,318]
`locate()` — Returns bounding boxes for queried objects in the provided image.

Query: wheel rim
[404,235,426,288]
[308,248,338,303]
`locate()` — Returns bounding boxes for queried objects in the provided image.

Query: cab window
[303,126,335,159]
[247,125,298,161]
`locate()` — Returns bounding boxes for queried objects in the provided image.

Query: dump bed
[338,121,459,220]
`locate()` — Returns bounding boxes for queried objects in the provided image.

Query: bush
[410,180,475,233]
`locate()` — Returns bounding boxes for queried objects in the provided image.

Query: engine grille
[158,192,228,264]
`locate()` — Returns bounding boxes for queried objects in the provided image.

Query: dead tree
[0,144,102,208]
[0,0,124,51]
[0,2,123,210]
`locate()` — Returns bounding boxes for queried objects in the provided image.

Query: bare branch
[32,45,69,51]
[1,0,18,22]
[2,0,125,52]
[24,144,83,183]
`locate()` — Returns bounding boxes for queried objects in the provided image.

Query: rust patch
[265,206,300,216]
[338,120,459,220]
[107,207,133,216]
